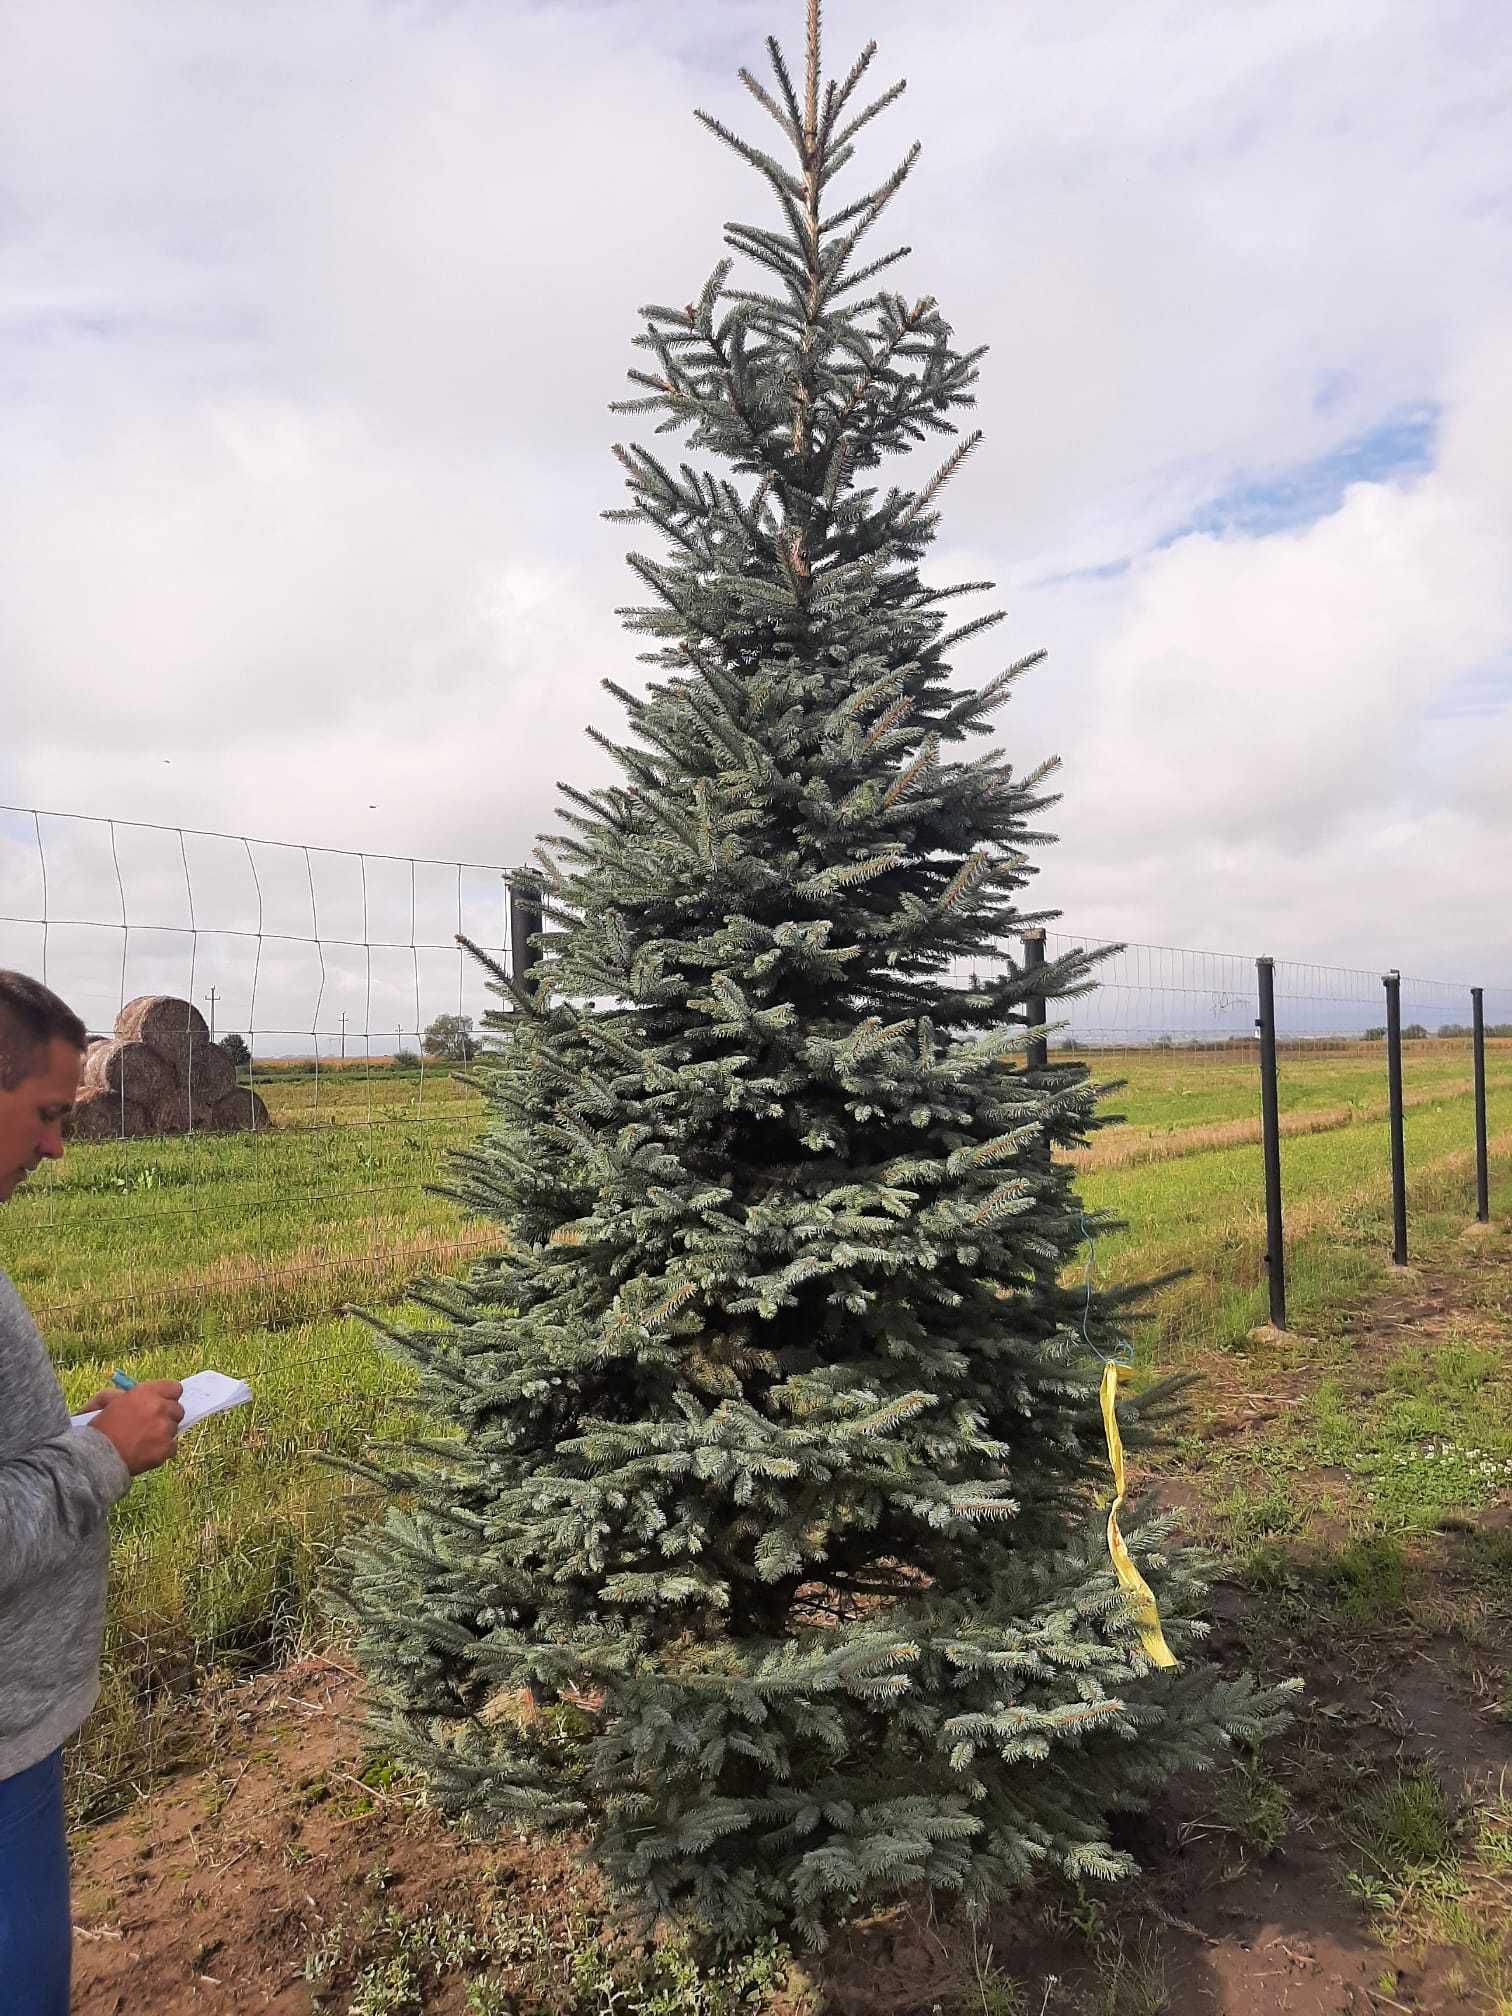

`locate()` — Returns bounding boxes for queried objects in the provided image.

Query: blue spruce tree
[340,1,1293,1948]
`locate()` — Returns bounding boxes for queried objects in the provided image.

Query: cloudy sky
[3,0,1510,1047]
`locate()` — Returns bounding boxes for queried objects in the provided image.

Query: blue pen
[110,1369,136,1392]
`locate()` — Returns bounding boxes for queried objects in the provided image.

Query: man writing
[0,972,184,2012]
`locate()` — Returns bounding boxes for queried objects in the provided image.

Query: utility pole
[339,1010,348,1061]
[206,987,218,1044]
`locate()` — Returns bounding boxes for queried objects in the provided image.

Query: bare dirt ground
[70,1225,1512,2016]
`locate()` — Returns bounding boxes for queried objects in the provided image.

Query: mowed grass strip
[6,1071,485,1363]
[1075,1058,1512,1171]
[1080,1038,1507,1132]
[1080,1071,1512,1362]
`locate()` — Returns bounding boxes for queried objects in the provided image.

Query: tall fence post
[1383,969,1408,1265]
[1472,985,1490,1224]
[508,871,544,1002]
[1255,956,1286,1331]
[1023,929,1048,1072]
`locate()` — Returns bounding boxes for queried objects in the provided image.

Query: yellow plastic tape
[1099,1361,1177,1669]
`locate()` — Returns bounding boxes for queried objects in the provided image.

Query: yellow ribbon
[1099,1361,1177,1669]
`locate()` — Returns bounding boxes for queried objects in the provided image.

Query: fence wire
[0,802,1508,1823]
[0,805,523,1818]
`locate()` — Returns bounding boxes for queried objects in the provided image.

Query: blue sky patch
[1426,654,1512,721]
[1030,406,1441,592]
[1165,407,1439,545]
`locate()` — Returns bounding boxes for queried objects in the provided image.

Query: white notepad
[72,1370,252,1435]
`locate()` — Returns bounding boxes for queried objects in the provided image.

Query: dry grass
[1072,1075,1483,1172]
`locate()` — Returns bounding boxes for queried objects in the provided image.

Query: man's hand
[82,1380,184,1475]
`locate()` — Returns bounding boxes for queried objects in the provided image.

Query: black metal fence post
[1383,969,1408,1265]
[1255,956,1286,1331]
[1472,985,1490,1224]
[508,871,544,1001]
[1023,929,1048,1073]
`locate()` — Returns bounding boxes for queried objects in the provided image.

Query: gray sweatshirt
[0,1267,131,1782]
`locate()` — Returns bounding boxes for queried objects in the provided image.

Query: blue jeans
[0,1751,71,2015]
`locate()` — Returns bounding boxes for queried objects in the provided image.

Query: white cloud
[1033,316,1512,981]
[2,0,1511,1034]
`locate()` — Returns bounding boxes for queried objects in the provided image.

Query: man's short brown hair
[0,972,88,1091]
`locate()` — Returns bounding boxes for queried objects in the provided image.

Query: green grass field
[1082,1039,1512,1360]
[2,1064,489,1809]
[0,1041,1505,1815]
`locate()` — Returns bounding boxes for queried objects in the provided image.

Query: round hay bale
[177,1041,236,1106]
[116,995,211,1063]
[66,1092,114,1141]
[67,1090,147,1140]
[84,1039,174,1106]
[149,1090,213,1135]
[209,1088,272,1133]
[154,1031,215,1089]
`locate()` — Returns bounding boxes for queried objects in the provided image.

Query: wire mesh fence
[1,802,1508,1819]
[1027,937,1510,1359]
[0,805,520,1815]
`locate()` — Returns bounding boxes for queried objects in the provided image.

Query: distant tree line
[1361,1023,1512,1041]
